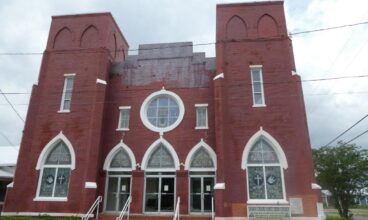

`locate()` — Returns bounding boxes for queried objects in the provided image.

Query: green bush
[326,216,348,220]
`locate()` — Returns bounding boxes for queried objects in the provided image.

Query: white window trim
[241,127,288,170]
[184,138,217,171]
[140,88,185,133]
[117,106,131,131]
[58,73,76,113]
[36,131,76,170]
[242,127,288,203]
[195,104,208,130]
[34,131,75,201]
[250,66,266,107]
[33,197,68,202]
[34,165,71,201]
[141,136,180,171]
[103,140,136,171]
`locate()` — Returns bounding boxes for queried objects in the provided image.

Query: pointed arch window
[247,139,285,200]
[147,144,175,169]
[37,141,72,199]
[110,148,132,169]
[190,147,214,169]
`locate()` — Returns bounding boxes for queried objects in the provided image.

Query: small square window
[117,106,131,131]
[195,104,208,129]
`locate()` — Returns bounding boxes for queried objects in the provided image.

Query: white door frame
[104,173,132,213]
[188,173,215,215]
[143,172,176,214]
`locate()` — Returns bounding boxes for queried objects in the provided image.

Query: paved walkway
[353,216,368,220]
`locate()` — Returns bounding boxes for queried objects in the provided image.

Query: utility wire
[0,131,15,146]
[290,20,368,35]
[0,20,368,56]
[1,73,368,96]
[0,131,20,151]
[1,90,368,107]
[0,88,25,123]
[345,129,368,144]
[324,114,368,147]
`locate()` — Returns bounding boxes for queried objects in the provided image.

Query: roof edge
[217,0,283,8]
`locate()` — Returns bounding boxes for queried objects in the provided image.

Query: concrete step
[98,213,212,220]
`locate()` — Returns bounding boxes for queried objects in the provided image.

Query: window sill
[33,197,68,202]
[252,104,266,108]
[247,200,289,205]
[57,110,70,113]
[195,126,208,130]
[116,128,130,131]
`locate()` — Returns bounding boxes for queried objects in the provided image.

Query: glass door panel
[190,176,215,213]
[106,177,118,211]
[145,177,159,212]
[118,177,131,210]
[190,177,202,212]
[203,177,214,212]
[160,177,174,212]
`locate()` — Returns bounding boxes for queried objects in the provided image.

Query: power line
[1,89,368,108]
[0,131,15,146]
[0,20,368,56]
[0,88,25,123]
[0,131,20,152]
[290,20,368,36]
[345,129,368,145]
[1,73,367,96]
[324,114,368,147]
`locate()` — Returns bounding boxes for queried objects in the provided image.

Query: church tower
[214,1,320,218]
[4,13,128,214]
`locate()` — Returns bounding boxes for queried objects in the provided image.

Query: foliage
[313,142,368,219]
[326,216,347,220]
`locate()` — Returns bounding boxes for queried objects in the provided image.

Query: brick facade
[3,1,320,219]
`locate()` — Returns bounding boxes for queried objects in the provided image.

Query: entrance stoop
[98,213,212,220]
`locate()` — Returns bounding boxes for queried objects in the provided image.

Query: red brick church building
[3,1,323,219]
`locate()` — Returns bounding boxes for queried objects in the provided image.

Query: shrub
[326,216,348,220]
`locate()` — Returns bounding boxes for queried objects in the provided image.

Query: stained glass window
[45,142,71,165]
[39,141,72,198]
[190,148,214,168]
[110,148,131,168]
[247,138,284,200]
[147,144,175,168]
[248,139,278,164]
[147,96,179,128]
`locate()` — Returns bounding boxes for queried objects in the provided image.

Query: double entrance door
[105,175,131,212]
[144,174,175,213]
[190,176,215,213]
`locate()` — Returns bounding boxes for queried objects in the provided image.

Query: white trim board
[36,131,76,170]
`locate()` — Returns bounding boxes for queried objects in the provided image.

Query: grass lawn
[325,208,368,217]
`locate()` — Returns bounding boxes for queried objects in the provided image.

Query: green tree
[312,142,368,219]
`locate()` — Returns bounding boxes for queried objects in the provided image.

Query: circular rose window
[140,89,184,133]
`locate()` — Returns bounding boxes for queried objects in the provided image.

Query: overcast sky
[0,0,367,149]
